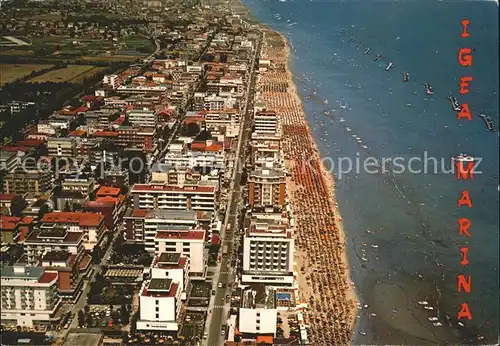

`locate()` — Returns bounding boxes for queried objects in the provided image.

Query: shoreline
[247,17,358,345]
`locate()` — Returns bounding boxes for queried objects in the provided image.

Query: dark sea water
[241,0,499,344]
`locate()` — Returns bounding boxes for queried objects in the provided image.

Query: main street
[203,30,261,346]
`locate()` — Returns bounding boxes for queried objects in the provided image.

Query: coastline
[234,1,358,341]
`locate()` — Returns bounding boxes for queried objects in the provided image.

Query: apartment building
[136,278,182,332]
[39,212,107,251]
[203,94,237,111]
[239,308,277,336]
[150,252,190,298]
[1,266,61,327]
[251,139,283,167]
[123,209,198,246]
[254,111,280,135]
[61,176,96,195]
[131,181,217,212]
[242,220,294,286]
[24,229,85,265]
[127,108,158,128]
[248,166,286,207]
[2,169,52,196]
[0,151,18,172]
[153,228,206,276]
[47,137,77,157]
[0,216,22,245]
[103,74,122,89]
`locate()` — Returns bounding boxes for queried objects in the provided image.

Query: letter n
[457,274,471,293]
[457,303,472,320]
[456,161,474,180]
[457,103,472,120]
[457,190,472,208]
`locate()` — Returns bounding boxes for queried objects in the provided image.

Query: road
[203,31,261,346]
[61,223,124,340]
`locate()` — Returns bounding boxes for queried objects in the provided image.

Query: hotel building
[242,220,294,286]
[248,166,286,207]
[1,266,61,327]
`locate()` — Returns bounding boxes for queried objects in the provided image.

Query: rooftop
[155,229,205,241]
[41,212,104,227]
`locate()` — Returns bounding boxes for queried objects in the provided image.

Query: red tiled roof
[39,272,58,284]
[15,139,45,147]
[96,186,120,197]
[2,146,30,152]
[94,131,119,137]
[155,230,205,241]
[0,216,21,230]
[130,209,149,218]
[0,193,17,201]
[41,212,104,227]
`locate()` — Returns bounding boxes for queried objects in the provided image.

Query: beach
[255,28,357,344]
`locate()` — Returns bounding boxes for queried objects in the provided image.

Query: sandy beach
[255,28,357,344]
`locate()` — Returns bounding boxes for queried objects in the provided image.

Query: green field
[0,63,54,86]
[124,35,155,53]
[28,65,107,84]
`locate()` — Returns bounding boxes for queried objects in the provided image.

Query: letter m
[456,161,474,180]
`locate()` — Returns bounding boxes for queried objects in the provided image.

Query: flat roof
[148,278,172,291]
[158,252,181,264]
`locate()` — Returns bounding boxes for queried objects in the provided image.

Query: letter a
[458,48,472,66]
[457,190,472,208]
[457,303,472,320]
[457,274,471,293]
[458,218,471,236]
[457,103,472,120]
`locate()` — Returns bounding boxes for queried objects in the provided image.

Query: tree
[37,204,50,219]
[78,310,85,327]
[111,310,120,324]
[122,115,131,126]
[10,195,27,217]
[89,191,96,201]
[86,313,93,327]
[120,304,130,325]
[195,129,212,141]
[180,122,200,137]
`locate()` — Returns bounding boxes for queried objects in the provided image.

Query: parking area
[190,281,211,298]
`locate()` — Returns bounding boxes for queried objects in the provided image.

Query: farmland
[28,65,107,84]
[0,63,54,86]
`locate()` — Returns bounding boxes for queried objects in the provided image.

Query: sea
[241,0,499,344]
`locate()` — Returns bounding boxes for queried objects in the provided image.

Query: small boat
[428,317,439,322]
[356,42,363,48]
[401,72,409,82]
[458,322,465,327]
[453,153,474,162]
[385,62,394,71]
[418,301,428,305]
[324,99,329,105]
[424,83,434,95]
[447,95,462,111]
[424,306,434,310]
[478,113,495,131]
[359,331,367,336]
[364,48,372,55]
[346,127,352,132]
[433,322,443,327]
[374,54,383,61]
